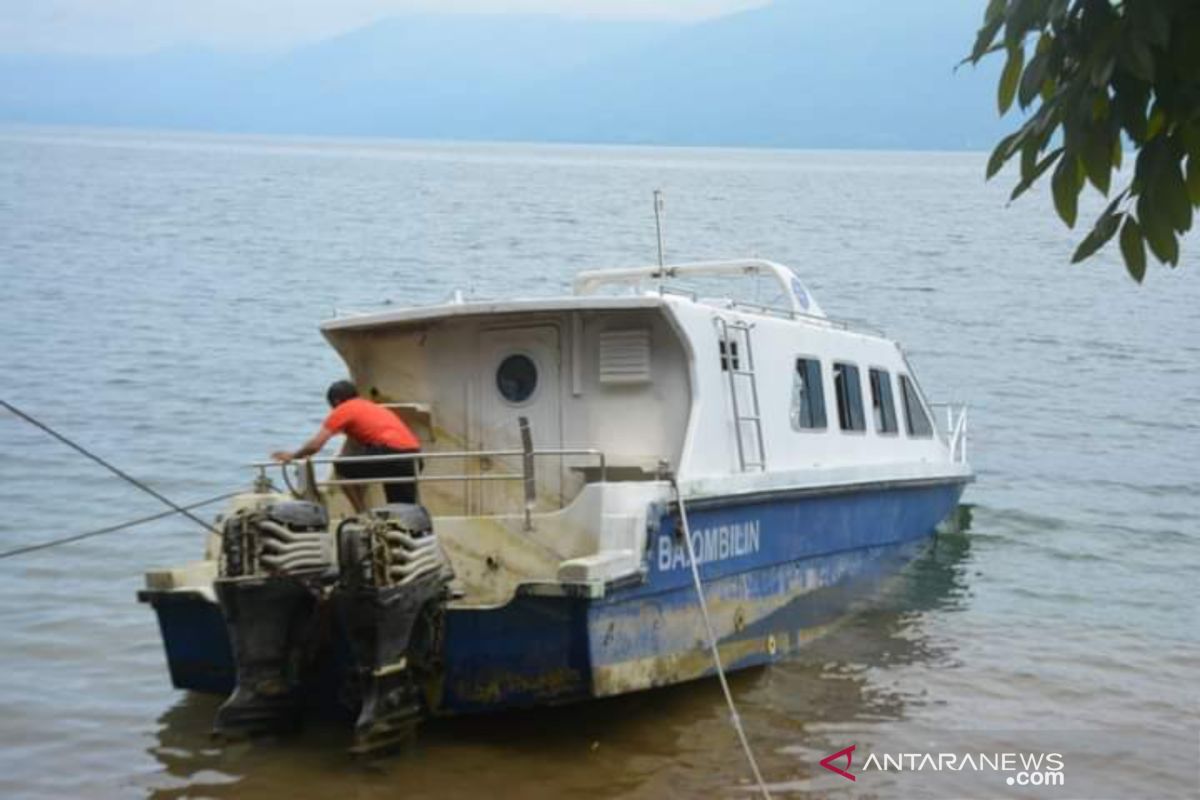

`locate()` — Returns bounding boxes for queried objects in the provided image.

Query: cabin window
[833,362,866,432]
[791,358,827,429]
[869,368,899,434]
[496,354,538,404]
[900,374,934,437]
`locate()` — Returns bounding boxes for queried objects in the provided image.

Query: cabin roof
[319,259,874,337]
[321,292,879,342]
[320,295,667,333]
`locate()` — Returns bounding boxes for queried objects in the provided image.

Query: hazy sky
[1,0,769,54]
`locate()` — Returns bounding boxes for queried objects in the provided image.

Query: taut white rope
[673,479,773,800]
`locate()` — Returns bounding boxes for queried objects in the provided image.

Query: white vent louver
[598,329,652,385]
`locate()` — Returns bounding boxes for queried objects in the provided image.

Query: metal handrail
[658,289,883,337]
[249,442,609,520]
[574,258,814,313]
[573,258,887,337]
[722,298,884,334]
[249,448,606,472]
[325,474,524,485]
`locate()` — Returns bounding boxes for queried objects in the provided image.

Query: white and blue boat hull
[143,477,967,714]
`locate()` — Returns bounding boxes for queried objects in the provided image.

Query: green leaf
[1131,2,1171,48]
[1040,75,1057,102]
[971,15,1006,63]
[1020,50,1050,108]
[1119,217,1147,282]
[1028,97,1061,143]
[1051,155,1081,227]
[1020,140,1038,182]
[1138,193,1179,265]
[998,44,1025,114]
[1089,54,1115,88]
[1010,147,1064,201]
[1137,220,1176,263]
[1113,78,1150,143]
[1082,127,1114,194]
[1134,137,1162,187]
[1174,22,1200,80]
[1146,107,1167,140]
[987,130,1022,179]
[1006,0,1050,40]
[1187,155,1200,205]
[1184,121,1200,162]
[1121,37,1155,83]
[1158,160,1194,232]
[1071,211,1121,263]
[1100,192,1125,220]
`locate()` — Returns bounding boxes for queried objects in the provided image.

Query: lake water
[0,126,1196,799]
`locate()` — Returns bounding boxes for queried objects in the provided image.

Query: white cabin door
[475,324,563,514]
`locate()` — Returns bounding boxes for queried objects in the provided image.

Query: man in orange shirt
[271,380,421,511]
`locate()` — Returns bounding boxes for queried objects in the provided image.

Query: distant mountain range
[0,0,1008,150]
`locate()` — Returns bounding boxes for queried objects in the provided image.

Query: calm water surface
[0,127,1196,799]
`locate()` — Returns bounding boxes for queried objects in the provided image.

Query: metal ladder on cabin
[716,317,766,472]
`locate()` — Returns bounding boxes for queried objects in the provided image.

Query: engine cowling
[213,501,331,737]
[335,503,453,753]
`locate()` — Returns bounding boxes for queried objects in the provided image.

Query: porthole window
[496,354,538,404]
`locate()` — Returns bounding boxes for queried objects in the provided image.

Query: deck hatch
[598,329,652,385]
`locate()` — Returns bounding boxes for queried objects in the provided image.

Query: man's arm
[271,426,336,463]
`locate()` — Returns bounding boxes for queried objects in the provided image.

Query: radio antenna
[657,188,667,291]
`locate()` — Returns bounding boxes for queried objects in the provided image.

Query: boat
[138,258,972,751]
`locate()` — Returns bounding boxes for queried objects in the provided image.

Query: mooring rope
[672,479,773,800]
[0,489,241,560]
[1,398,226,539]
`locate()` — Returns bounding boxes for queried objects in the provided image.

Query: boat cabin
[280,260,968,607]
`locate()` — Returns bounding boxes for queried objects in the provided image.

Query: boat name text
[657,520,760,571]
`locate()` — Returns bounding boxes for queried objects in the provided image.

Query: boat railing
[929,402,969,464]
[722,299,887,336]
[657,284,883,336]
[249,425,607,529]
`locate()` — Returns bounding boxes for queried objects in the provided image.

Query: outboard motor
[335,503,453,753]
[213,501,334,736]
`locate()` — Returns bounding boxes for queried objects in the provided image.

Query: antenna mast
[657,189,667,296]
[653,189,666,270]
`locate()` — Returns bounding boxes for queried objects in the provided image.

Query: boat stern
[138,561,234,695]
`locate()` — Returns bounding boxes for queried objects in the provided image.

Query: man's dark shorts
[335,444,420,505]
